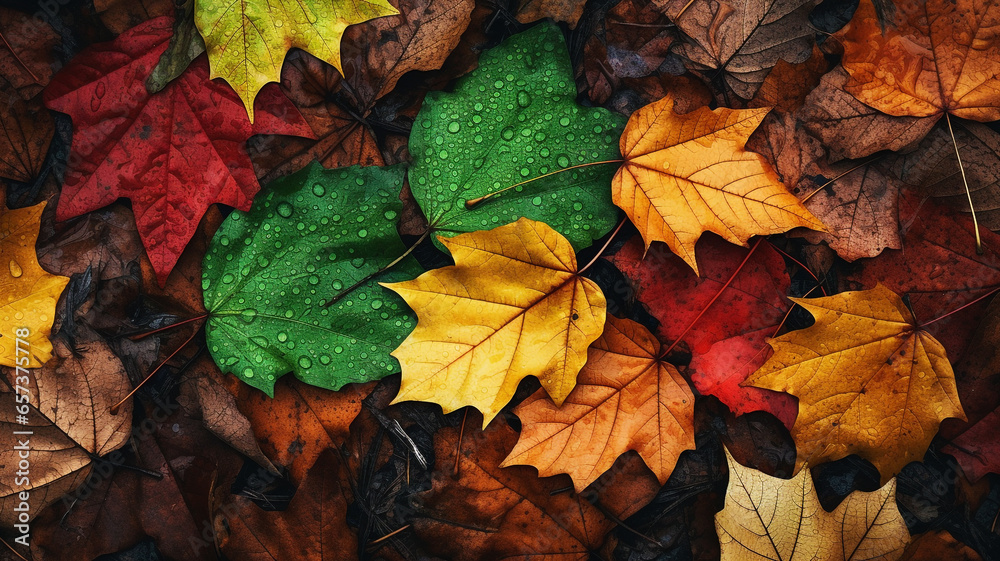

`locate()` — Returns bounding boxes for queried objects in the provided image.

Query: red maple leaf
[608,234,796,424]
[43,17,314,285]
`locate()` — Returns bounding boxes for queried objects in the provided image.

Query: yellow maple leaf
[381,217,606,427]
[0,199,69,368]
[717,447,909,561]
[502,315,695,491]
[612,94,824,274]
[745,285,966,483]
[194,0,399,121]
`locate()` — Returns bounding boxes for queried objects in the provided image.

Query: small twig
[110,323,203,414]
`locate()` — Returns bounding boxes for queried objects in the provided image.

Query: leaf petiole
[945,113,983,254]
[464,160,623,209]
[322,228,431,308]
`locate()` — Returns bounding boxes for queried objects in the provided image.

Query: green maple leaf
[409,22,625,250]
[194,0,398,121]
[202,162,420,395]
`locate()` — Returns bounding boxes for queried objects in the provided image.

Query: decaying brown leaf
[0,332,132,528]
[0,79,53,184]
[662,0,819,100]
[799,68,935,161]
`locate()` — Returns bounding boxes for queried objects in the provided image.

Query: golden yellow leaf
[745,285,966,483]
[502,315,694,491]
[0,199,69,368]
[194,0,399,121]
[382,218,606,427]
[717,447,909,561]
[841,0,1000,122]
[612,94,824,274]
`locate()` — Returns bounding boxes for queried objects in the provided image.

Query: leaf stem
[765,241,827,296]
[920,285,1000,328]
[578,217,628,275]
[945,113,983,254]
[323,229,431,308]
[110,322,203,415]
[127,313,209,341]
[800,156,882,204]
[464,160,623,209]
[660,238,762,358]
[0,29,40,84]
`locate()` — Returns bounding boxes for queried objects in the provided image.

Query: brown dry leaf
[0,78,53,183]
[180,355,279,474]
[661,0,819,100]
[748,112,902,260]
[37,204,144,284]
[840,0,1000,123]
[580,0,677,104]
[749,45,828,113]
[410,419,618,560]
[30,373,242,561]
[612,94,824,274]
[503,315,695,491]
[799,67,935,161]
[342,0,474,103]
[897,121,1000,231]
[515,0,587,28]
[254,0,472,182]
[745,285,967,482]
[94,0,174,35]
[223,375,374,484]
[717,447,909,560]
[0,8,59,98]
[383,218,606,427]
[217,449,357,561]
[899,531,982,561]
[251,51,384,183]
[0,332,132,528]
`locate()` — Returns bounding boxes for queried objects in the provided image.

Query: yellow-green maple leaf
[194,0,399,121]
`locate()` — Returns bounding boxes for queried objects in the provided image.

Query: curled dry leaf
[662,0,820,100]
[0,332,132,528]
[746,285,967,483]
[613,94,824,274]
[0,199,69,368]
[716,447,909,561]
[383,218,606,427]
[504,315,695,491]
[194,0,399,120]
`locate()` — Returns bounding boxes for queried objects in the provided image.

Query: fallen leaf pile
[4,0,1000,559]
